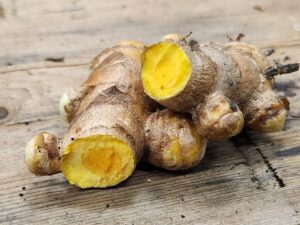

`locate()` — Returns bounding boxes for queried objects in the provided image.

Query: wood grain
[0,0,300,224]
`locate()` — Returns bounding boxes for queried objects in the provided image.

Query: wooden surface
[0,0,300,224]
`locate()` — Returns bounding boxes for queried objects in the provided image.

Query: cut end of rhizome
[141,42,192,101]
[60,135,136,188]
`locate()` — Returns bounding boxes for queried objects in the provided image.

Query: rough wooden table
[0,0,300,224]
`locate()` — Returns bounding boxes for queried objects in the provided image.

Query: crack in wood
[255,147,285,188]
[237,147,266,190]
[4,115,57,127]
[231,130,286,189]
[231,133,267,190]
[44,57,65,63]
[0,63,88,74]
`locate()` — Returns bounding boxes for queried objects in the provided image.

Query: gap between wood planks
[0,62,88,74]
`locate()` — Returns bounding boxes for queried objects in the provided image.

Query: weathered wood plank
[0,0,300,224]
[0,65,88,125]
[0,118,299,225]
[0,0,300,66]
[0,102,300,224]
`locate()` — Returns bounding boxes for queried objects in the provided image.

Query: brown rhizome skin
[25,34,299,188]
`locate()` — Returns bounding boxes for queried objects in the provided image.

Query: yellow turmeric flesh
[61,135,135,188]
[142,42,192,100]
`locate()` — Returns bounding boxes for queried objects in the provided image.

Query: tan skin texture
[142,34,288,141]
[25,34,293,187]
[144,109,206,170]
[25,41,207,188]
[25,132,61,175]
